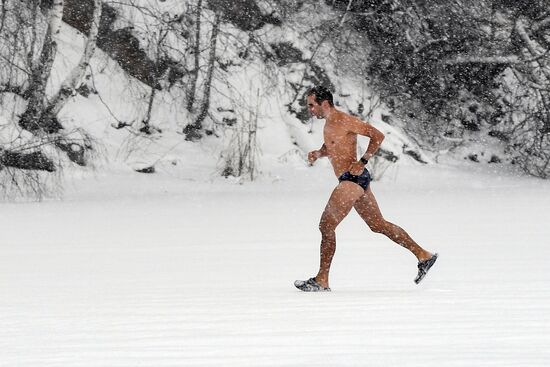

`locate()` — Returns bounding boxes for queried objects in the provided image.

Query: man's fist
[349,161,365,175]
[308,150,322,166]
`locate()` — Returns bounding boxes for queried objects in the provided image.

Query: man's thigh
[321,181,365,227]
[354,187,386,225]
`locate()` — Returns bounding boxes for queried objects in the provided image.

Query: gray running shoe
[294,277,331,292]
[414,253,438,284]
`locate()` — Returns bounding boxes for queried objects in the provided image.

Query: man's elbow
[376,131,385,145]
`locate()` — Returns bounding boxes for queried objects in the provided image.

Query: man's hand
[308,150,323,166]
[349,161,365,175]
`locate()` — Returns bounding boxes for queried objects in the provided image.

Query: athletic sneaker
[414,253,438,284]
[294,277,331,292]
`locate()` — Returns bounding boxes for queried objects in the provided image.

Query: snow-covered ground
[1,161,549,366]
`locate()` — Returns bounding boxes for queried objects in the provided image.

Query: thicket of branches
[327,0,550,177]
[0,0,100,199]
[1,0,292,198]
[3,0,550,199]
[104,0,277,180]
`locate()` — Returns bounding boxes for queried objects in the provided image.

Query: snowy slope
[2,2,431,184]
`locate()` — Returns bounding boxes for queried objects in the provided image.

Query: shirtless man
[294,86,438,292]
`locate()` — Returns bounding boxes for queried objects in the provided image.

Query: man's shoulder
[328,110,352,123]
[338,110,363,122]
[334,111,367,130]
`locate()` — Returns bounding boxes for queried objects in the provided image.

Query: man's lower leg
[381,222,432,261]
[316,229,335,288]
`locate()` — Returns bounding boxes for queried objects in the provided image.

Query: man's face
[307,95,324,119]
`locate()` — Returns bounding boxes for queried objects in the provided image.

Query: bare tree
[183,5,222,141]
[188,11,221,136]
[0,1,60,199]
[19,0,64,133]
[186,0,202,113]
[46,0,102,117]
[0,0,103,199]
[141,26,169,135]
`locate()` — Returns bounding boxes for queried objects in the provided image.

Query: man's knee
[368,220,388,234]
[319,220,337,235]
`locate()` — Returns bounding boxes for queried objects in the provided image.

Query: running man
[294,86,438,292]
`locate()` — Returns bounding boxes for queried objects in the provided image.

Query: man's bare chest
[324,123,353,148]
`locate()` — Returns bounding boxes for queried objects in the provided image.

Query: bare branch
[515,17,550,81]
[339,0,354,27]
[445,55,521,65]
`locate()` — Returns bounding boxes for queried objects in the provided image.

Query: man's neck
[324,107,336,121]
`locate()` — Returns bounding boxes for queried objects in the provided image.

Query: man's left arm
[343,116,385,163]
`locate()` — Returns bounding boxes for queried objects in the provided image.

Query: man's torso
[323,111,358,177]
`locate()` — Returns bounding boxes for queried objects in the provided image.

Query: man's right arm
[318,143,328,157]
[308,143,327,165]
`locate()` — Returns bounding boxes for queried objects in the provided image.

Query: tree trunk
[25,0,40,71]
[0,0,7,36]
[19,0,64,133]
[46,0,101,117]
[141,86,157,134]
[192,12,220,131]
[141,28,168,134]
[186,0,203,112]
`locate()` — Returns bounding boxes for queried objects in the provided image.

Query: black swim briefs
[338,168,372,190]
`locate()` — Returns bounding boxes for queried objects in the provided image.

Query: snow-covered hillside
[0,1,437,192]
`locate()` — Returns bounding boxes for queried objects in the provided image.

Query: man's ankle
[418,251,433,262]
[315,276,329,288]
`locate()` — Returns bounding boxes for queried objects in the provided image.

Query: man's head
[306,86,334,118]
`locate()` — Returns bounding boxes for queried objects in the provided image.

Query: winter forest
[1,1,550,366]
[1,0,550,196]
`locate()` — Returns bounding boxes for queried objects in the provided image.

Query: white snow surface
[1,162,549,366]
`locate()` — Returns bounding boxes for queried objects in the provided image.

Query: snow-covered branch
[515,18,546,56]
[339,0,354,27]
[532,16,550,33]
[515,17,550,81]
[445,55,520,65]
[414,38,447,54]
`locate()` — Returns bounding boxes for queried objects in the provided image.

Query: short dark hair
[307,86,334,107]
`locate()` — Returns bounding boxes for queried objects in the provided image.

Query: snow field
[1,163,549,366]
